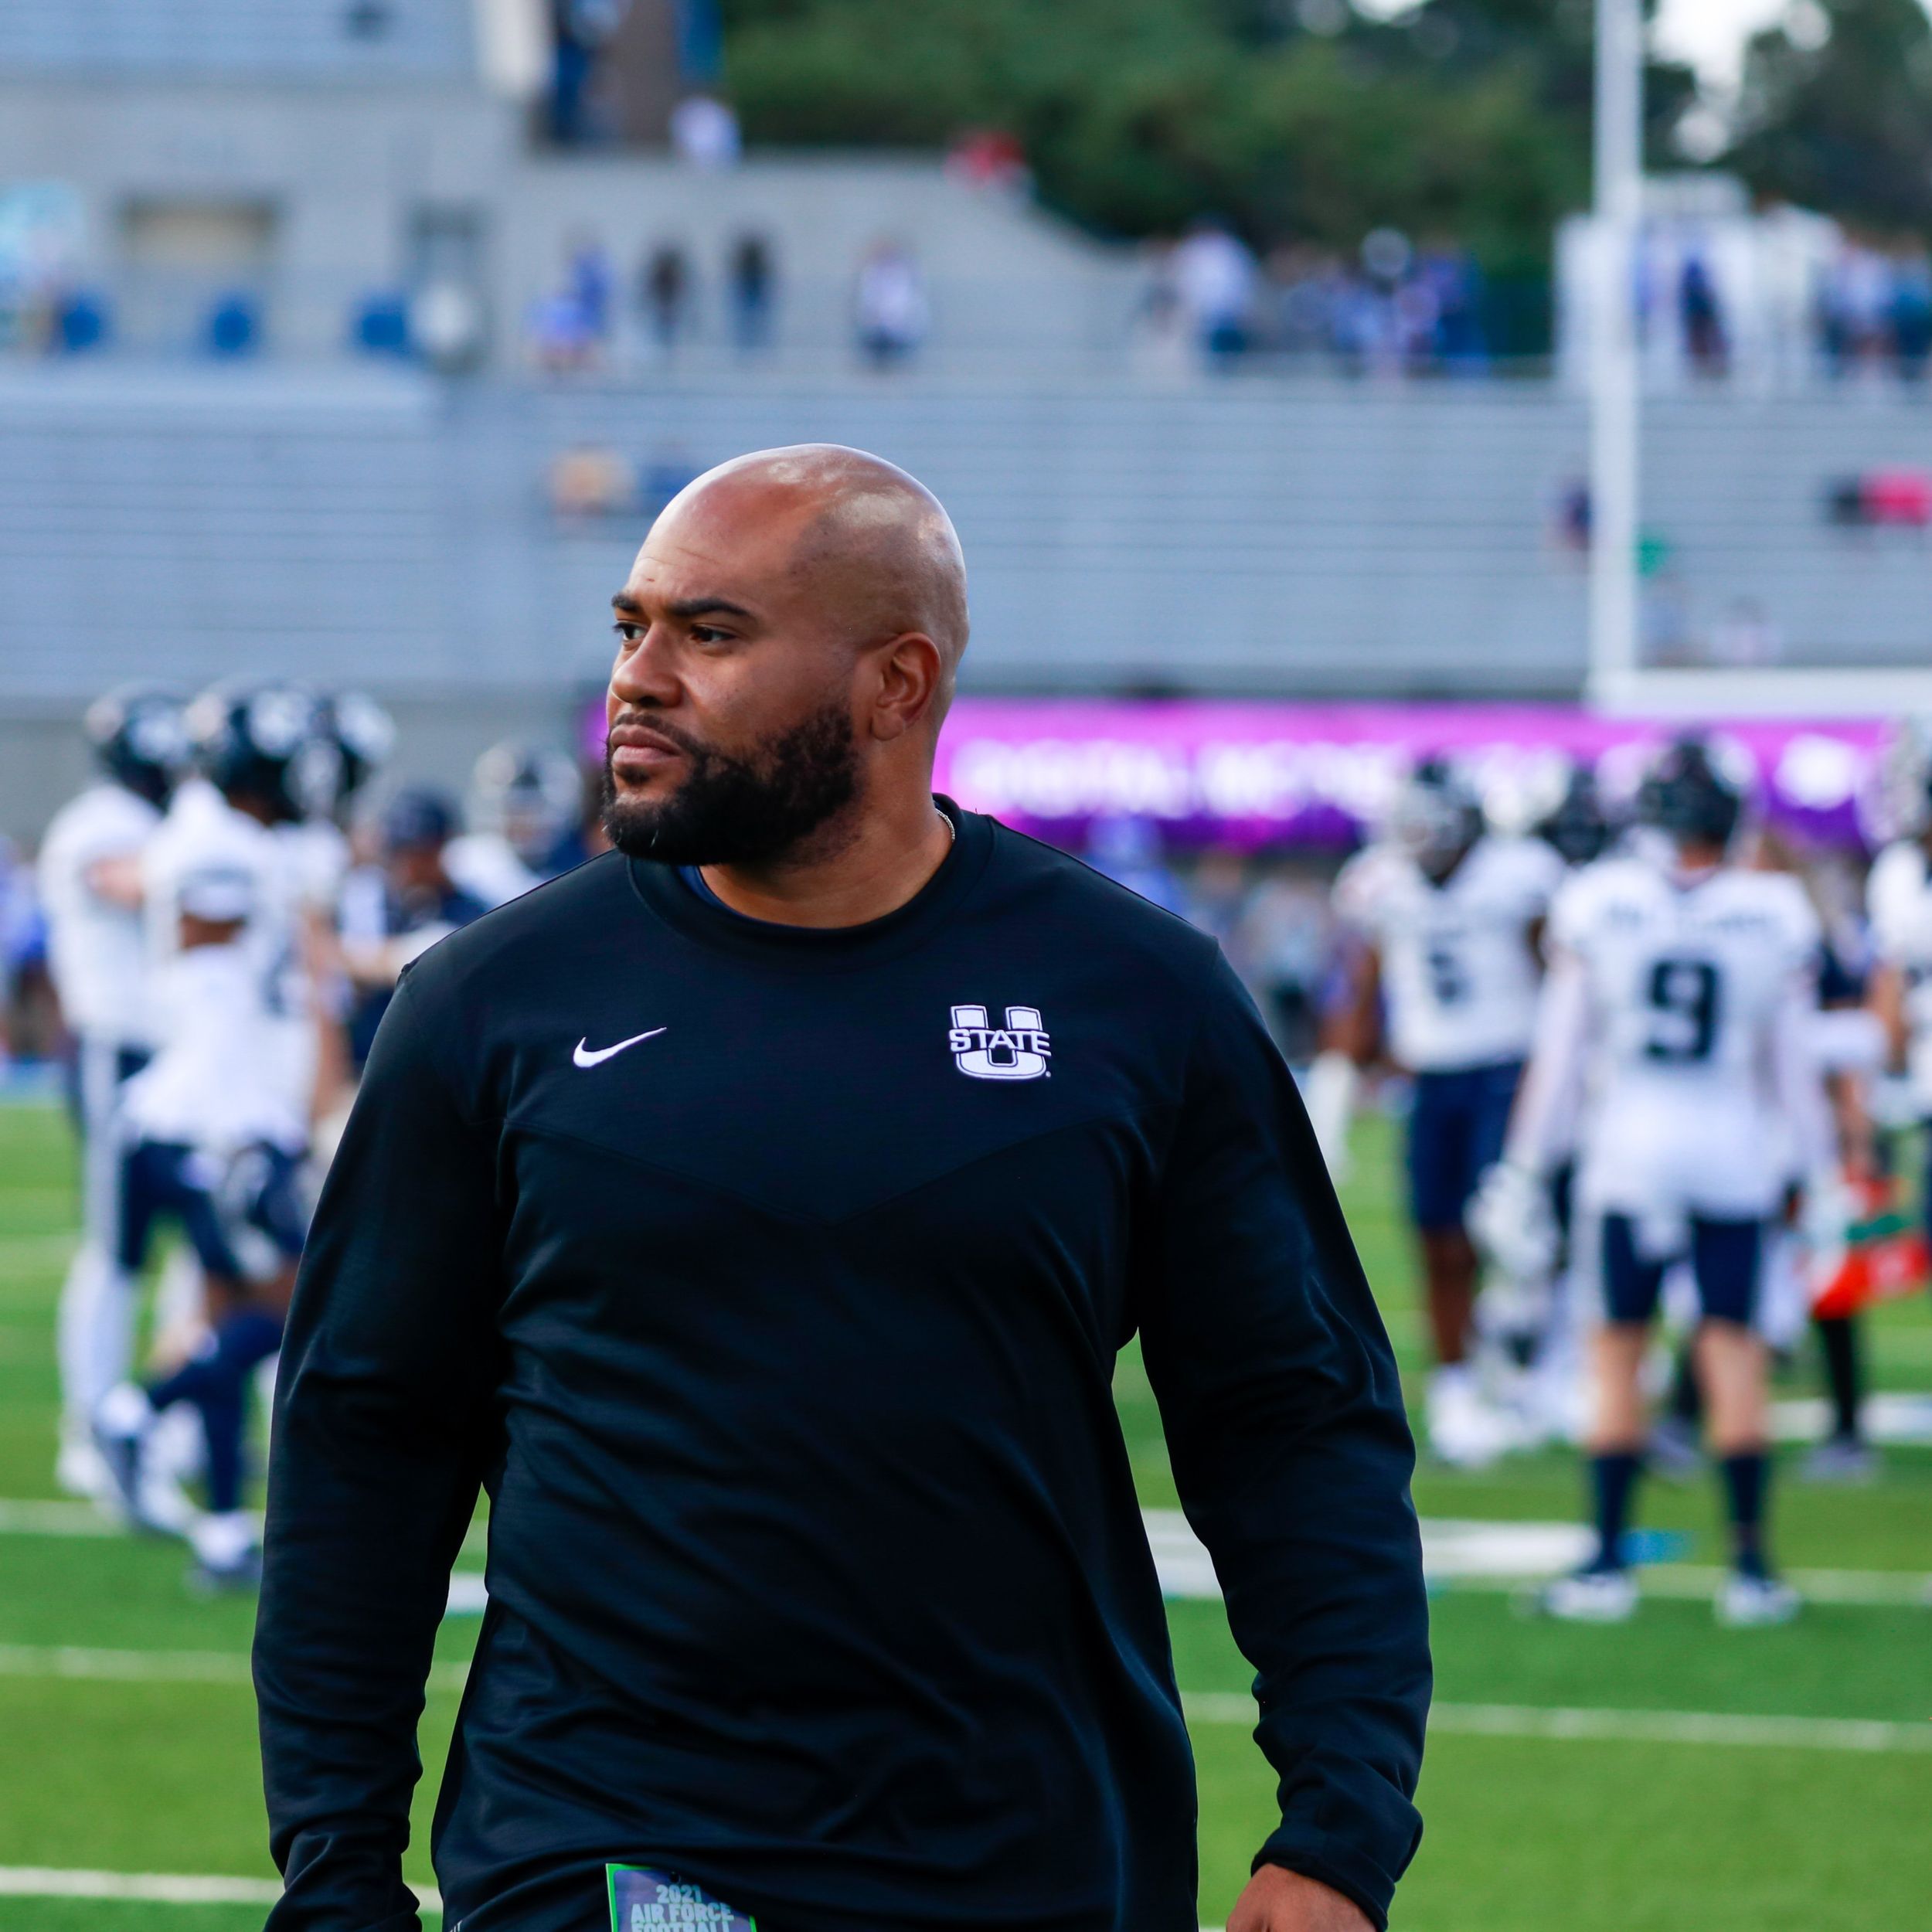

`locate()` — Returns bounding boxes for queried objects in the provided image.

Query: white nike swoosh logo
[572,1029,668,1069]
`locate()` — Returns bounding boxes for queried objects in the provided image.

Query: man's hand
[1228,1864,1375,1932]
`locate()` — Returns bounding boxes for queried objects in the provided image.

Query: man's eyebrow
[609,591,757,621]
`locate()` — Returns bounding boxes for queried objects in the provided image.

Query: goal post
[1583,0,1932,721]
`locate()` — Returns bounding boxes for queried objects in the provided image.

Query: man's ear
[868,633,944,743]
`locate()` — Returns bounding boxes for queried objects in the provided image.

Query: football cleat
[90,1383,160,1532]
[55,1439,115,1504]
[1425,1372,1520,1470]
[1536,1567,1639,1623]
[1716,1573,1801,1628]
[185,1512,263,1597]
[1800,1437,1879,1485]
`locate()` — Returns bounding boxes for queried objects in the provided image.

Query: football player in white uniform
[94,684,329,1590]
[1867,722,1932,1233]
[39,687,189,1498]
[1496,740,1832,1626]
[445,739,593,908]
[1311,759,1565,1464]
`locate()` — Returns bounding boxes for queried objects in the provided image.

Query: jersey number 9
[1643,957,1719,1063]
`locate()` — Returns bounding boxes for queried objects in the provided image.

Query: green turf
[0,1100,1927,1929]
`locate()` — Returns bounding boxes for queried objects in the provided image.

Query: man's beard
[600,702,860,866]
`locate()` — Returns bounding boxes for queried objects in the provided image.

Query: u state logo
[948,1004,1051,1081]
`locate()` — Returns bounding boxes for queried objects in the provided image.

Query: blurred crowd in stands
[1135,220,1492,379]
[1812,238,1932,382]
[524,231,929,372]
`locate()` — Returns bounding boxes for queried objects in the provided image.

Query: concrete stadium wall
[0,75,1134,375]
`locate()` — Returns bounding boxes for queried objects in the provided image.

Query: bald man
[255,447,1428,1932]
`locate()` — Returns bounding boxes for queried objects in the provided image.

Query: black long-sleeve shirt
[254,804,1429,1932]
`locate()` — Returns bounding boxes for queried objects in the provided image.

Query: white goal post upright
[1585,0,1643,714]
[1583,0,1932,718]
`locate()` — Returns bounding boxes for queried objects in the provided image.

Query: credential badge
[949,1005,1051,1081]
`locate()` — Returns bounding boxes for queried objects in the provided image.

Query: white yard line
[1185,1694,1932,1753]
[0,1498,118,1536]
[0,1866,441,1910]
[3,1645,1924,1757]
[0,1642,471,1692]
[1438,1563,1932,1607]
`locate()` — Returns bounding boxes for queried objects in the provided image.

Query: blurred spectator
[1175,230,1491,377]
[527,288,598,371]
[640,243,694,356]
[527,237,611,372]
[1824,466,1932,530]
[550,0,624,145]
[1680,251,1727,378]
[1235,867,1333,1064]
[549,445,638,519]
[567,236,613,342]
[1820,238,1895,377]
[670,94,741,170]
[946,131,1031,198]
[854,241,928,368]
[1129,243,1195,381]
[727,233,776,355]
[1892,243,1932,380]
[1263,244,1342,359]
[1417,242,1488,372]
[1172,218,1256,366]
[339,789,488,1072]
[1550,475,1591,554]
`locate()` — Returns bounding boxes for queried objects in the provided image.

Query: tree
[1725,0,1932,236]
[719,0,1692,301]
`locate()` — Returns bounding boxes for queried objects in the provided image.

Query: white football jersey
[1333,834,1563,1071]
[1866,838,1932,1112]
[277,818,351,917]
[131,781,307,1154]
[37,783,162,1046]
[444,832,539,910]
[121,941,307,1155]
[1551,856,1821,1218]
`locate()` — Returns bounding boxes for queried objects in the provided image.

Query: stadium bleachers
[6,367,1930,754]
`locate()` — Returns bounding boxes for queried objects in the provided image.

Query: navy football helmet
[185,681,341,825]
[83,685,189,808]
[1388,757,1484,877]
[469,740,585,872]
[324,691,396,809]
[1638,736,1744,850]
[1536,760,1615,868]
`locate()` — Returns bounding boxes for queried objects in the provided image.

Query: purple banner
[931,699,1886,847]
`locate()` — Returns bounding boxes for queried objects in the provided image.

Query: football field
[0,1099,1926,1930]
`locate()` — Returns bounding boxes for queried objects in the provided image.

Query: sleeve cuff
[1253,1837,1393,1932]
